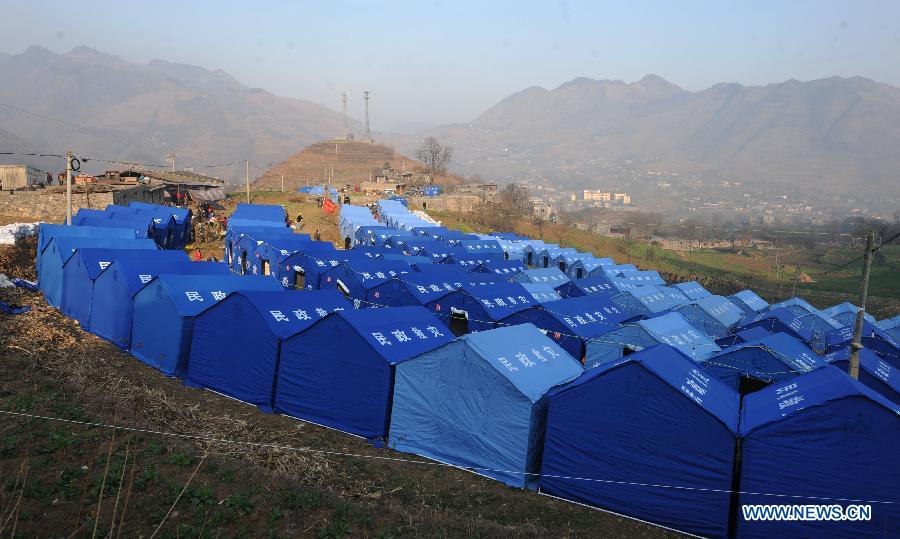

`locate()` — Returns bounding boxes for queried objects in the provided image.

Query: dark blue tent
[566,257,616,279]
[500,295,629,361]
[541,344,740,538]
[275,307,454,442]
[737,307,836,350]
[727,289,769,315]
[36,224,136,282]
[458,239,505,262]
[231,203,286,223]
[469,259,526,276]
[279,242,343,290]
[821,301,876,327]
[702,332,826,392]
[225,226,294,269]
[365,265,494,308]
[130,274,281,376]
[90,259,229,348]
[130,202,192,247]
[585,312,721,369]
[609,285,675,318]
[714,326,771,348]
[618,269,666,287]
[554,274,617,299]
[248,236,314,281]
[354,225,396,246]
[41,237,157,308]
[670,281,711,301]
[390,324,584,488]
[187,290,348,410]
[60,247,176,327]
[372,229,414,247]
[824,321,900,367]
[321,259,413,308]
[226,217,289,230]
[105,205,178,249]
[675,295,745,339]
[443,253,499,269]
[74,213,157,243]
[430,282,541,334]
[656,285,692,309]
[511,268,570,288]
[738,367,900,538]
[823,346,900,404]
[520,283,563,304]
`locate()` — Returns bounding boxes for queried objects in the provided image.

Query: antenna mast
[341,92,349,139]
[364,90,371,141]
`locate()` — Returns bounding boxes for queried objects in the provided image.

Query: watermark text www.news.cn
[742,504,872,521]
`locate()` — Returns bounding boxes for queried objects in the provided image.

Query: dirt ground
[0,238,673,538]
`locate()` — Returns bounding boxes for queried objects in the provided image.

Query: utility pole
[790,265,801,298]
[245,160,250,204]
[166,151,179,172]
[363,90,371,141]
[281,174,284,193]
[848,230,875,380]
[65,150,73,225]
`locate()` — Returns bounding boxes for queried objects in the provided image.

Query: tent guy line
[2,409,896,506]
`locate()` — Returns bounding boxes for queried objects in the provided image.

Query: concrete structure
[584,190,611,202]
[0,184,164,222]
[0,165,44,190]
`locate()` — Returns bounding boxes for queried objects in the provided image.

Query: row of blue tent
[33,201,899,537]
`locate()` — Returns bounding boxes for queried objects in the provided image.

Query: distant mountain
[0,46,349,183]
[404,75,900,198]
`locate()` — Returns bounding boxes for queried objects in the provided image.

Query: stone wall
[0,185,163,223]
[407,194,482,213]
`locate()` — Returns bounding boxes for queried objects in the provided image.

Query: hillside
[0,46,350,183]
[253,139,425,190]
[402,75,900,198]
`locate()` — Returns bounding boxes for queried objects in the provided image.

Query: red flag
[322,197,337,214]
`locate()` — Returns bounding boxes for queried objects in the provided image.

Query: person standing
[313,229,321,241]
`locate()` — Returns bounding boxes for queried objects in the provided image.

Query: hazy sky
[2,0,898,131]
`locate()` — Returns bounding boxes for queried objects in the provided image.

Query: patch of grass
[281,489,321,511]
[167,451,194,468]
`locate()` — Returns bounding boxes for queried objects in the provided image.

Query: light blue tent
[714,326,771,348]
[769,297,819,317]
[186,290,348,411]
[618,269,666,287]
[585,312,721,369]
[275,306,454,442]
[36,224,136,284]
[60,247,175,327]
[511,268,570,288]
[823,321,900,367]
[823,346,900,404]
[321,258,413,309]
[469,259,526,276]
[130,274,281,376]
[429,282,541,333]
[389,324,584,488]
[727,289,769,315]
[553,252,593,273]
[520,283,563,303]
[737,307,838,351]
[536,246,576,268]
[41,237,157,308]
[73,213,157,243]
[702,332,826,392]
[600,263,637,278]
[365,265,495,309]
[90,259,229,348]
[555,274,617,299]
[541,344,740,538]
[520,240,550,266]
[670,281,711,301]
[657,285,692,308]
[566,257,615,279]
[821,301,876,327]
[675,295,745,339]
[231,203,286,224]
[738,368,900,538]
[609,285,677,318]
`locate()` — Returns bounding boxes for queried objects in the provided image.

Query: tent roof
[38,224,137,254]
[513,268,570,285]
[148,274,281,316]
[708,332,825,373]
[730,289,769,311]
[670,281,711,300]
[823,347,900,397]
[619,285,680,313]
[67,247,181,279]
[322,307,454,364]
[463,324,584,402]
[231,203,285,223]
[473,259,526,275]
[103,258,228,295]
[460,282,538,319]
[520,283,563,303]
[227,218,288,230]
[619,269,666,286]
[821,302,876,324]
[689,295,745,326]
[769,297,817,315]
[562,344,740,430]
[739,366,899,435]
[538,295,630,338]
[223,290,348,338]
[129,202,190,222]
[52,237,157,265]
[637,312,721,361]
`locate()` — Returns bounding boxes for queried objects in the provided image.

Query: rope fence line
[1,409,896,506]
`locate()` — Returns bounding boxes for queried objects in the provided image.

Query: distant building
[584,190,611,202]
[0,164,44,190]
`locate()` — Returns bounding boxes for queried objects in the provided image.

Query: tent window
[293,269,305,290]
[504,251,509,261]
[344,236,352,250]
[542,256,549,268]
[526,252,533,265]
[240,252,248,275]
[558,261,566,272]
[449,307,468,337]
[576,268,583,279]
[738,376,771,396]
[262,260,271,276]
[422,202,427,210]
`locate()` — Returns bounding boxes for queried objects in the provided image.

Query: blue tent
[41,237,157,308]
[821,301,877,327]
[390,324,584,488]
[880,316,900,341]
[365,265,494,308]
[354,225,395,246]
[511,268,570,288]
[443,253,500,269]
[130,274,281,376]
[675,295,745,339]
[520,240,550,266]
[553,252,594,273]
[60,247,176,327]
[469,259,526,276]
[130,202,192,247]
[186,290,348,410]
[670,281,711,301]
[500,295,629,361]
[823,346,900,404]
[105,205,179,249]
[618,269,666,287]
[738,367,899,538]
[321,259,413,308]
[224,226,294,267]
[585,312,721,368]
[430,282,542,333]
[536,246,576,268]
[714,326,771,348]
[248,236,314,280]
[520,283,563,303]
[90,259,229,348]
[769,296,819,317]
[609,285,677,318]
[823,321,900,366]
[279,242,343,290]
[226,217,288,230]
[566,257,615,279]
[737,307,837,350]
[275,307,454,442]
[656,285,692,308]
[74,214,157,242]
[727,289,769,315]
[36,224,136,282]
[541,344,740,538]
[554,274,617,299]
[231,203,286,224]
[702,332,826,392]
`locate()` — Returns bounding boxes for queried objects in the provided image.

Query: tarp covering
[231,203,286,224]
[130,274,281,376]
[187,187,225,201]
[821,301,876,327]
[670,281,711,301]
[511,268,570,287]
[703,332,826,391]
[554,274,617,299]
[738,367,900,538]
[728,289,769,314]
[186,290,348,410]
[276,307,454,441]
[541,344,740,538]
[431,282,543,333]
[90,259,229,348]
[389,324,584,488]
[500,295,629,361]
[823,346,900,404]
[675,295,745,339]
[60,247,177,327]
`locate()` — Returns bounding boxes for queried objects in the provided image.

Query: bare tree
[415,137,453,184]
